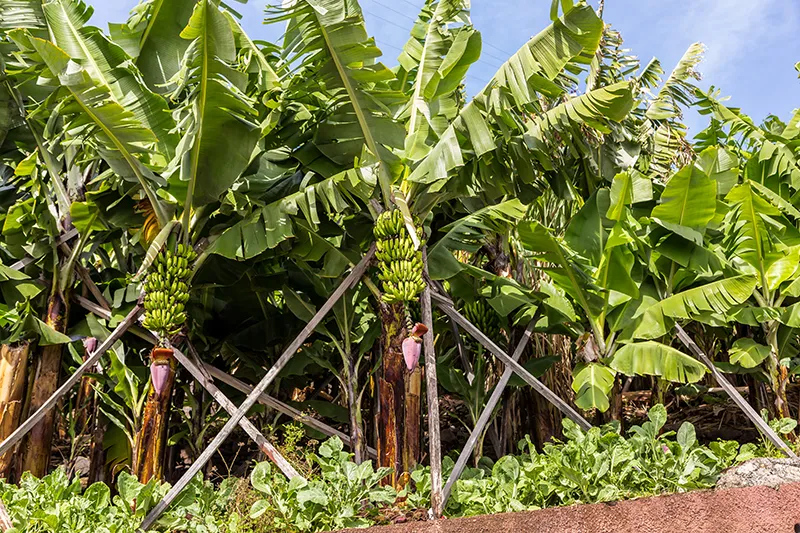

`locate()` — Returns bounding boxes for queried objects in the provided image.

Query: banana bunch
[142,244,196,336]
[462,300,501,341]
[374,209,426,304]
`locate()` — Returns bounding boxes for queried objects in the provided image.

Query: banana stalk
[132,347,176,483]
[0,342,30,479]
[374,210,428,486]
[20,289,70,478]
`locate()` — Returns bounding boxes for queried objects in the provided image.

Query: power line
[367,0,418,23]
[366,10,504,70]
[363,1,513,64]
[482,40,515,58]
[381,0,425,12]
[376,39,492,87]
[363,9,414,34]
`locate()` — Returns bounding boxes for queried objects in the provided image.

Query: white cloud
[679,0,798,84]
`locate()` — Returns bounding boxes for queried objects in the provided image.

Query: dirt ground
[339,482,800,533]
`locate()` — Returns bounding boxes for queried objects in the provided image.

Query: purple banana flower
[150,362,171,396]
[402,323,429,371]
[82,337,98,354]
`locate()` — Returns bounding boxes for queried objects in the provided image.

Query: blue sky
[92,0,799,133]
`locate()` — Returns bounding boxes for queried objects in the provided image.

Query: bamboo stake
[430,291,591,431]
[9,228,78,271]
[174,345,301,479]
[442,319,536,506]
[420,250,443,518]
[0,305,143,457]
[674,324,796,457]
[72,291,376,459]
[139,247,375,531]
[0,500,12,531]
[202,364,378,459]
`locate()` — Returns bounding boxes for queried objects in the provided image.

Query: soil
[338,482,800,533]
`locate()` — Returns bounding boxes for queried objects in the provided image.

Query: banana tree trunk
[604,375,624,429]
[510,333,572,449]
[403,364,421,478]
[87,411,107,484]
[343,358,365,464]
[20,291,69,477]
[377,303,419,486]
[0,342,31,479]
[132,347,176,483]
[72,337,106,484]
[766,321,792,420]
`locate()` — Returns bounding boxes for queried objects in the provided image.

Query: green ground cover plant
[0,406,784,532]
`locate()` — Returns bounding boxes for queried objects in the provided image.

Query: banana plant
[267,0,626,479]
[1,0,289,481]
[691,92,800,418]
[0,24,116,475]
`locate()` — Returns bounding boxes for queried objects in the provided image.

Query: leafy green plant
[0,412,785,532]
[0,468,233,532]
[249,437,395,532]
[412,405,763,517]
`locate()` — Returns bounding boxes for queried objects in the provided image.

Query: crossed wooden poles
[3,240,795,530]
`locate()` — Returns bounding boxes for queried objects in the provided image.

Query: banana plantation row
[0,0,799,526]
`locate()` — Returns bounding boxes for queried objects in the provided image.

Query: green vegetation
[0,0,798,530]
[1,407,791,532]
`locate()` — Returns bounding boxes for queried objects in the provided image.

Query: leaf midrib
[313,7,393,203]
[183,0,210,226]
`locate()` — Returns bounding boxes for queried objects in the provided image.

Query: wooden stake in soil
[0,499,12,531]
[420,249,443,518]
[674,324,797,458]
[201,363,378,459]
[430,291,591,431]
[139,247,375,531]
[0,305,143,458]
[175,345,301,479]
[442,320,536,506]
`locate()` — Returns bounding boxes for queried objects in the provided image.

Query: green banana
[373,210,427,304]
[143,244,196,337]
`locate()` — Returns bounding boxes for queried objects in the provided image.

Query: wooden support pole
[139,247,375,531]
[420,250,443,518]
[72,292,316,477]
[174,345,301,479]
[202,363,378,459]
[675,324,797,458]
[443,320,536,506]
[72,291,376,459]
[0,305,143,457]
[0,500,12,531]
[430,291,591,431]
[9,228,78,271]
